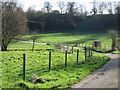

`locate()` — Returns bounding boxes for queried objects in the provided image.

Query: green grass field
[2,32,112,88]
[41,33,109,47]
[8,32,112,50]
[24,32,112,46]
[8,41,54,51]
[2,50,110,88]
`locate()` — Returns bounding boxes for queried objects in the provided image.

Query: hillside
[75,14,118,33]
[27,13,118,33]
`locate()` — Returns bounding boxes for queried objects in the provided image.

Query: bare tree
[79,4,88,16]
[91,0,98,15]
[66,2,75,14]
[26,6,36,19]
[44,2,52,13]
[107,2,113,14]
[98,2,107,14]
[112,2,118,14]
[71,3,82,15]
[79,4,84,14]
[115,1,120,14]
[31,31,40,51]
[57,1,65,14]
[2,2,27,51]
[0,2,2,51]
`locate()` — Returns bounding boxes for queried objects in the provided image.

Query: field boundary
[2,47,93,88]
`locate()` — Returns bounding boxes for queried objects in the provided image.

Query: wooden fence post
[88,47,91,58]
[23,53,26,81]
[91,47,93,57]
[84,46,87,61]
[65,50,67,67]
[71,46,73,53]
[76,49,79,64]
[49,51,51,70]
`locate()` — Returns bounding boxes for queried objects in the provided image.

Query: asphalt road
[71,53,119,88]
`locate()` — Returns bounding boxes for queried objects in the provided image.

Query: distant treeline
[27,11,118,33]
[26,1,119,33]
[75,14,118,32]
[27,12,85,32]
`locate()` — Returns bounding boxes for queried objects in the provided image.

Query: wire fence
[1,46,94,88]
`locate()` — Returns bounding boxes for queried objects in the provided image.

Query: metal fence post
[65,50,67,67]
[91,47,93,57]
[88,47,91,58]
[76,49,79,64]
[23,53,26,81]
[71,46,73,53]
[49,51,51,70]
[84,46,87,61]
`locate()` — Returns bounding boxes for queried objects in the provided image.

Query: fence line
[2,46,93,87]
[26,67,48,73]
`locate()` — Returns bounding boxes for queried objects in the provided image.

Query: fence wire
[1,48,94,88]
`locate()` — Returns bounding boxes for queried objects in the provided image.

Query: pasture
[2,32,112,88]
[9,32,112,50]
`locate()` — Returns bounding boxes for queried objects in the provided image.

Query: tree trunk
[1,45,7,51]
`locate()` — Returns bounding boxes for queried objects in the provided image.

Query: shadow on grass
[22,32,104,42]
[61,36,100,45]
[92,48,114,53]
